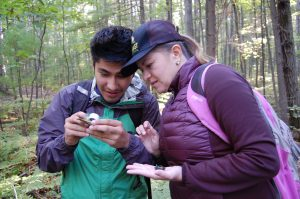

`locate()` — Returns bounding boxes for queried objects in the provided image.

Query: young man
[36,26,160,199]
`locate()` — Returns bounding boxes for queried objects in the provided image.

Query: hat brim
[124,45,156,68]
[120,63,138,77]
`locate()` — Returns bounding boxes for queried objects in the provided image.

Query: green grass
[151,180,171,199]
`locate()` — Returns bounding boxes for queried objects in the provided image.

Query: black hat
[123,20,183,68]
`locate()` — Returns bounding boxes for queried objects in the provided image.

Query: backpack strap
[187,63,231,144]
[71,80,93,114]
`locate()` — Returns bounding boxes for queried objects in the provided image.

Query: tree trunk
[269,0,288,122]
[223,16,228,65]
[16,59,27,136]
[103,0,109,27]
[179,0,184,33]
[17,65,25,121]
[0,20,3,78]
[253,0,259,87]
[139,0,145,24]
[130,0,134,27]
[9,66,17,99]
[277,0,300,107]
[184,0,194,37]
[62,2,70,85]
[25,22,47,132]
[240,6,246,77]
[166,0,172,23]
[194,0,199,41]
[205,0,216,57]
[0,19,7,94]
[35,59,39,99]
[228,10,235,67]
[264,0,278,109]
[232,0,245,76]
[260,0,266,95]
[297,0,300,34]
[117,0,122,25]
[0,118,3,131]
[198,0,205,48]
[149,0,154,20]
[296,0,300,76]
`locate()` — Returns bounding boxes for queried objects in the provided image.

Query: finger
[127,163,156,171]
[65,122,89,132]
[89,124,111,133]
[126,163,145,170]
[126,164,155,175]
[93,136,114,145]
[136,125,142,135]
[153,170,171,181]
[86,129,98,137]
[144,121,157,135]
[126,167,164,180]
[92,119,122,127]
[143,121,151,130]
[75,111,88,118]
[87,128,112,138]
[66,114,89,128]
[66,129,89,138]
[90,122,125,136]
[136,125,146,136]
[77,117,91,127]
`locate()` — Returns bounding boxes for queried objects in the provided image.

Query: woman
[124,20,280,199]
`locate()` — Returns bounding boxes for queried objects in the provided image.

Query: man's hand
[87,119,130,149]
[64,112,90,146]
[136,121,160,157]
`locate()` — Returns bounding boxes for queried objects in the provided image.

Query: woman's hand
[136,121,160,157]
[126,163,182,181]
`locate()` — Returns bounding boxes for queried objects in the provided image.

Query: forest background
[0,0,300,198]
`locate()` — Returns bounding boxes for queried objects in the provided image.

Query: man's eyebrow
[97,68,109,73]
[97,68,124,76]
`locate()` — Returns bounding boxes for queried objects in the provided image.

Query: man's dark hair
[90,26,137,76]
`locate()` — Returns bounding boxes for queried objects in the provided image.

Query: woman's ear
[171,44,184,67]
[171,44,182,58]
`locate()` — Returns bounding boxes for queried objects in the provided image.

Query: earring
[176,60,180,66]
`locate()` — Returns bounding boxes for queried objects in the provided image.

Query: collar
[90,73,144,104]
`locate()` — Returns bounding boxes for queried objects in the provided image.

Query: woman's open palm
[126,163,182,181]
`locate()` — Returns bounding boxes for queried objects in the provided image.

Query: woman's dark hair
[90,26,133,66]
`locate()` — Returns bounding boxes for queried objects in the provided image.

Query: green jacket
[61,106,148,199]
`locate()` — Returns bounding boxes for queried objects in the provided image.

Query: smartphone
[78,113,100,126]
[78,117,92,126]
